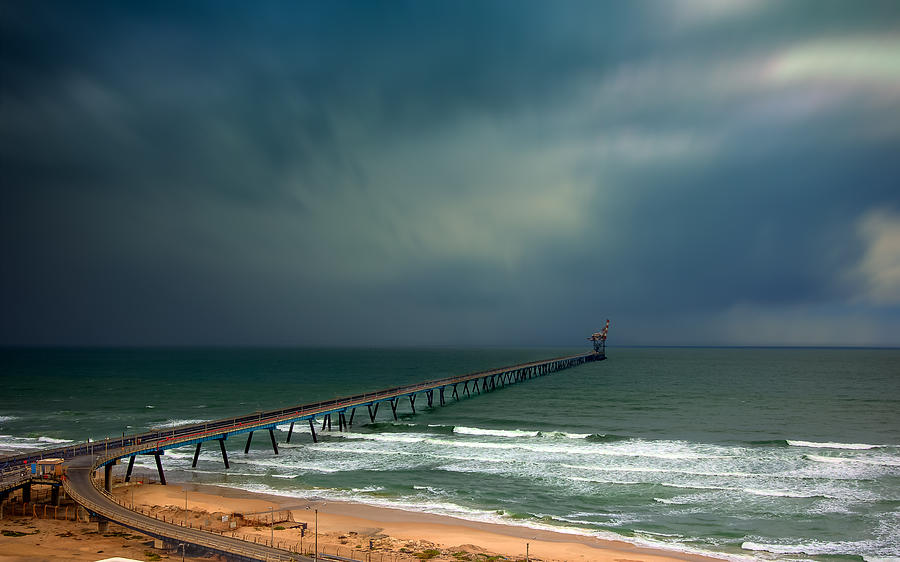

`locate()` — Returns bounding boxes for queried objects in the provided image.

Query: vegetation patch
[416,549,442,560]
[144,551,162,561]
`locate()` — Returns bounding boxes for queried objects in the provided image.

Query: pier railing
[3,349,604,562]
[1,350,601,472]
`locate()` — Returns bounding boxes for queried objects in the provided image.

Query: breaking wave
[788,440,884,450]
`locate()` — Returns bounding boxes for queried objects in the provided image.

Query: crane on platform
[588,319,610,353]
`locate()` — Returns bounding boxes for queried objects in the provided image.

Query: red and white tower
[588,319,610,354]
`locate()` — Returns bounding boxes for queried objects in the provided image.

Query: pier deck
[0,348,605,561]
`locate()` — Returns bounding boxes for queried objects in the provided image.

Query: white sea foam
[566,475,645,486]
[742,539,886,556]
[276,423,305,432]
[0,438,40,450]
[0,435,73,450]
[789,440,882,450]
[0,415,17,423]
[450,425,598,440]
[38,436,72,444]
[453,426,539,438]
[208,480,747,561]
[560,463,760,479]
[806,454,900,467]
[336,432,426,444]
[321,429,728,461]
[413,485,448,496]
[153,418,210,428]
[634,529,683,538]
[654,497,691,505]
[431,436,727,460]
[350,486,384,493]
[743,488,836,499]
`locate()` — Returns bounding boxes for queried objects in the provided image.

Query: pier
[0,339,607,561]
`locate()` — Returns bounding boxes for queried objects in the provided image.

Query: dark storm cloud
[2,0,899,346]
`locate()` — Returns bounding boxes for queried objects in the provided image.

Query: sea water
[1,347,898,560]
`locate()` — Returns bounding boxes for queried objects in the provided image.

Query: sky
[2,0,899,347]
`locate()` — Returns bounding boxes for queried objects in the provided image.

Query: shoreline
[111,476,725,562]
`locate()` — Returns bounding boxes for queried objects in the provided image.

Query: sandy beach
[0,515,216,562]
[101,478,721,562]
[0,475,724,561]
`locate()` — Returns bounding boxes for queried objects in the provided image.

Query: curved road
[4,350,603,561]
[64,453,312,562]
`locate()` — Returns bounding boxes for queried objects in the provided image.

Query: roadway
[63,453,311,561]
[2,349,603,561]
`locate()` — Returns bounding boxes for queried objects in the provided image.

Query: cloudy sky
[2,0,899,347]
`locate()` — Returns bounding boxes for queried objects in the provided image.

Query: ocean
[1,347,898,560]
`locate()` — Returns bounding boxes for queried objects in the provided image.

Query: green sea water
[1,347,898,560]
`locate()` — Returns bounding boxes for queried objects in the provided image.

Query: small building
[34,458,64,478]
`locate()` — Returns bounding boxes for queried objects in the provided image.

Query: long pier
[0,348,605,561]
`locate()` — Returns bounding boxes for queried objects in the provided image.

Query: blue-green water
[1,347,899,560]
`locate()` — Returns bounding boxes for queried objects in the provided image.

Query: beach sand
[0,516,214,562]
[0,475,723,562]
[103,479,722,562]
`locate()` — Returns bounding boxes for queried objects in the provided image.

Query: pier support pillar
[452,384,459,401]
[390,399,398,421]
[97,518,109,533]
[268,429,279,454]
[409,395,416,414]
[338,412,346,432]
[308,419,318,443]
[154,453,167,485]
[426,390,433,407]
[218,439,229,469]
[192,444,201,468]
[51,486,60,506]
[104,463,112,493]
[286,422,294,443]
[367,404,379,423]
[244,431,254,454]
[349,408,356,427]
[125,456,136,481]
[21,484,30,503]
[439,387,445,406]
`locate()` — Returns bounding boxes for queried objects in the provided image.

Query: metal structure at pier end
[1,330,609,561]
[588,319,610,354]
